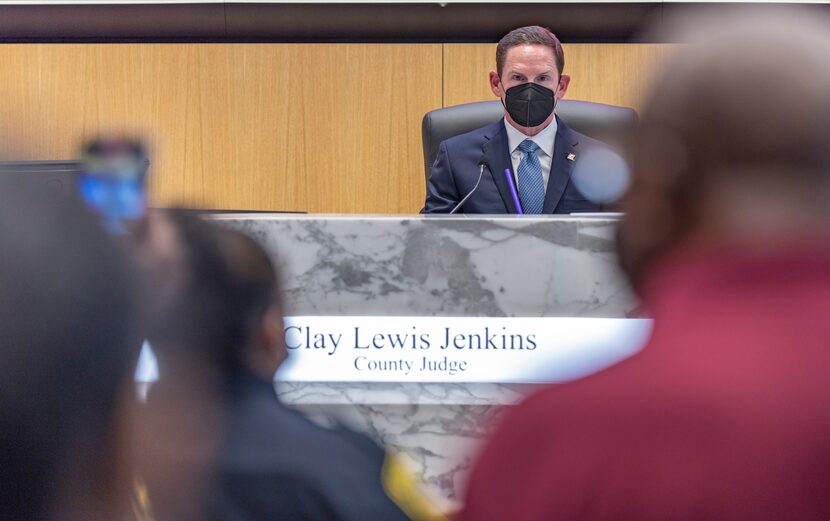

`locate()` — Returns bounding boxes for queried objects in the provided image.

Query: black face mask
[502,82,556,128]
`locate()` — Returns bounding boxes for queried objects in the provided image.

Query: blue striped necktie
[517,139,545,214]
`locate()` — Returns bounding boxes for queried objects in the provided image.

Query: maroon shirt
[462,242,830,521]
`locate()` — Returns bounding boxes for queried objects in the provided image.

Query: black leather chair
[421,99,637,181]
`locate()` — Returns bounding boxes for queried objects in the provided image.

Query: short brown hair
[496,26,565,77]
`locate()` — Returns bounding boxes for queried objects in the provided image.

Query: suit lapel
[481,120,519,214]
[542,117,579,214]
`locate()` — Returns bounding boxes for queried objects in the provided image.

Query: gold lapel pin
[567,153,576,161]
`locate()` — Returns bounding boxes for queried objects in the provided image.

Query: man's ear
[256,306,287,373]
[489,70,503,98]
[556,74,571,101]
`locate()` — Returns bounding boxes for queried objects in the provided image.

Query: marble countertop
[199,215,643,501]
[216,214,637,319]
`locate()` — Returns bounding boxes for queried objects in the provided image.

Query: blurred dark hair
[0,177,137,520]
[617,12,830,288]
[144,211,279,375]
[496,26,565,77]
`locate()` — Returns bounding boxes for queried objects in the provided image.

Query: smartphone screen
[78,140,149,234]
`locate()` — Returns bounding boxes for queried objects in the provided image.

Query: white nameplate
[277,316,652,383]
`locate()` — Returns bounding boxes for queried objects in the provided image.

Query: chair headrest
[421,99,637,179]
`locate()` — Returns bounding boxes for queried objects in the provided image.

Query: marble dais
[212,215,638,501]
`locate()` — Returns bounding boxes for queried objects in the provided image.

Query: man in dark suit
[423,26,601,214]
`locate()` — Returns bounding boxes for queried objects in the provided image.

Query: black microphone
[450,155,488,214]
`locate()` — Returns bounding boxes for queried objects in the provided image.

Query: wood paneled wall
[0,44,442,213]
[444,44,673,110]
[0,43,670,213]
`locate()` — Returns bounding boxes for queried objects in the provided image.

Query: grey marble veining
[275,381,534,406]
[293,402,507,506]
[209,214,639,503]
[216,214,636,318]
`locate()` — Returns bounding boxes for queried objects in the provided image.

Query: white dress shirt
[504,118,558,193]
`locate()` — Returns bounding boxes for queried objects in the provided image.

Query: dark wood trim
[0,3,660,43]
[223,3,662,43]
[0,2,827,44]
[0,4,226,42]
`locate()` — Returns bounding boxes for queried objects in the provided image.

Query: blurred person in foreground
[461,12,830,521]
[136,211,437,521]
[0,178,138,521]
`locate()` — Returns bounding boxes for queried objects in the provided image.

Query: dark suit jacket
[422,117,602,214]
[205,372,411,521]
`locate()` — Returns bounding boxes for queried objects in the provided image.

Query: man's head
[489,26,570,136]
[139,211,285,380]
[618,12,830,289]
[0,178,137,521]
[131,212,284,520]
